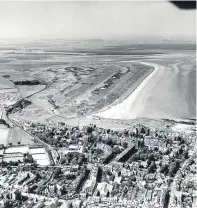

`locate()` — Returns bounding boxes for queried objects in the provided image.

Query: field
[10,103,52,123]
[17,85,46,98]
[6,127,34,145]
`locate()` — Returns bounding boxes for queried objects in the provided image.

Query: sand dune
[96,56,196,120]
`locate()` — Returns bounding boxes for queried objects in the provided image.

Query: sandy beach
[96,56,196,120]
[96,62,162,119]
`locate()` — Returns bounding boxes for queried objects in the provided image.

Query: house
[60,145,84,155]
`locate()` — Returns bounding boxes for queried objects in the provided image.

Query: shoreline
[94,61,159,119]
[92,62,155,115]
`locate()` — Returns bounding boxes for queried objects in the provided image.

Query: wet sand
[96,54,196,120]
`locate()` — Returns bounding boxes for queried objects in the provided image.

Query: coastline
[92,62,155,116]
[94,61,159,119]
[112,62,155,107]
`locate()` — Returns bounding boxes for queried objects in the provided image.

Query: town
[0,119,196,208]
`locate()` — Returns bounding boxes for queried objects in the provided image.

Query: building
[90,164,99,181]
[82,179,97,196]
[94,182,113,197]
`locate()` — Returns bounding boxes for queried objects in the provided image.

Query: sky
[0,1,196,41]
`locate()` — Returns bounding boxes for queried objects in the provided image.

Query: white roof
[35,159,50,166]
[29,148,46,155]
[4,146,29,154]
[69,145,78,149]
[32,153,50,166]
[32,153,48,160]
[96,182,113,196]
[3,156,23,162]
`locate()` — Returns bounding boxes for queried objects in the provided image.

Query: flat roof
[4,146,29,154]
[3,156,23,162]
[29,148,46,155]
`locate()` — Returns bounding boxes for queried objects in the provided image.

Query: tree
[180,140,185,145]
[154,147,159,152]
[106,139,113,147]
[147,160,152,167]
[177,136,182,141]
[165,148,170,155]
[0,144,4,150]
[183,150,189,159]
[122,142,128,149]
[169,161,180,177]
[68,203,73,208]
[78,155,86,164]
[66,174,76,180]
[148,161,157,173]
[160,164,169,175]
[67,152,73,162]
[105,169,112,176]
[87,126,93,134]
[124,130,129,136]
[148,154,155,162]
[113,146,121,154]
[61,159,66,164]
[3,200,13,208]
[54,168,62,178]
[71,157,78,165]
